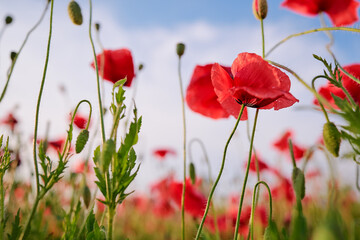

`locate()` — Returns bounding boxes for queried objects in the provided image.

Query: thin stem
[107,206,115,240]
[311,76,330,122]
[21,1,54,238]
[260,19,265,58]
[195,104,246,240]
[32,0,54,197]
[89,0,106,143]
[250,181,273,240]
[0,175,4,240]
[188,138,220,240]
[177,55,187,240]
[288,139,297,168]
[356,164,360,192]
[0,2,50,103]
[233,108,259,240]
[265,27,360,58]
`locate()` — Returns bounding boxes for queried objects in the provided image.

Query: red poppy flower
[314,64,360,108]
[271,176,294,203]
[69,113,88,130]
[153,148,176,160]
[211,53,298,118]
[1,113,18,131]
[48,138,66,152]
[91,48,135,87]
[282,0,360,26]
[205,214,228,233]
[247,154,269,173]
[169,178,207,218]
[186,64,235,119]
[273,130,306,161]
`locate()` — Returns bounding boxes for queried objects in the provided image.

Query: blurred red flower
[211,53,298,118]
[186,64,234,119]
[271,176,294,203]
[1,113,18,131]
[314,64,360,108]
[48,138,66,152]
[91,48,135,87]
[273,130,306,161]
[169,178,207,218]
[282,0,360,26]
[70,113,88,129]
[153,148,176,160]
[247,153,269,173]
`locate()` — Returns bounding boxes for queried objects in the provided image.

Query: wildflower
[282,0,360,26]
[186,64,247,119]
[153,148,176,160]
[91,48,135,87]
[314,64,360,108]
[211,53,298,118]
[169,178,207,218]
[70,113,88,129]
[247,153,269,173]
[1,113,18,131]
[273,130,306,161]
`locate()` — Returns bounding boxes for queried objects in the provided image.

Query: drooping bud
[5,16,13,25]
[94,22,100,31]
[264,220,281,240]
[323,122,341,157]
[75,129,89,154]
[68,1,83,25]
[252,0,268,20]
[83,185,91,208]
[292,167,305,200]
[10,51,17,61]
[189,162,196,185]
[176,43,185,57]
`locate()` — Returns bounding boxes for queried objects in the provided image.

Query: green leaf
[93,146,100,166]
[7,209,22,240]
[75,129,89,153]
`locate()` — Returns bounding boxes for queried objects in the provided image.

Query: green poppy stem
[233,108,259,240]
[195,104,246,240]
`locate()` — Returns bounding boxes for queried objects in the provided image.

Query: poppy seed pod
[252,0,268,20]
[5,16,13,25]
[176,43,185,57]
[323,122,341,157]
[68,1,83,25]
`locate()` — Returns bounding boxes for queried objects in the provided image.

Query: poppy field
[1,0,360,239]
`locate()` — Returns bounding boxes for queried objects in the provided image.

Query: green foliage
[62,201,82,240]
[7,210,21,240]
[84,211,106,240]
[264,220,281,240]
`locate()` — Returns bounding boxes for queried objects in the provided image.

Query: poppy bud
[252,0,268,20]
[83,185,91,208]
[292,167,305,200]
[138,63,144,71]
[68,1,83,25]
[5,16,13,25]
[95,22,100,31]
[10,51,17,61]
[189,162,196,185]
[323,122,341,157]
[75,129,89,154]
[176,43,185,57]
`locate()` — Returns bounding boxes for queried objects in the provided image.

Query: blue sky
[0,0,359,196]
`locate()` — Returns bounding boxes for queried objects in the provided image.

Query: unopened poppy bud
[95,22,100,31]
[323,122,341,157]
[10,51,17,61]
[83,185,91,208]
[75,129,89,154]
[138,63,144,71]
[252,0,268,20]
[176,43,185,57]
[68,1,83,25]
[5,16,13,25]
[189,162,196,185]
[264,220,281,240]
[292,167,305,200]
